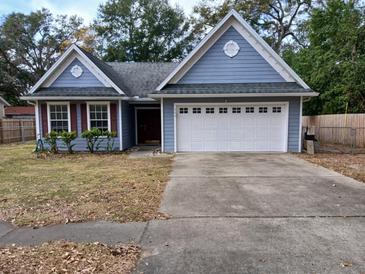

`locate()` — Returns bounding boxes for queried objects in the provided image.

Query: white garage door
[176,103,288,152]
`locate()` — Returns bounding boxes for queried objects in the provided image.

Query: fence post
[20,120,25,142]
[0,120,2,144]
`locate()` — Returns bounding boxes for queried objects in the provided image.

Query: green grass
[0,142,173,227]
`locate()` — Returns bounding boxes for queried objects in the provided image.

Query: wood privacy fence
[302,114,365,148]
[0,119,36,144]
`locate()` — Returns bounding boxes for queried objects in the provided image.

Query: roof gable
[29,44,126,95]
[179,26,285,84]
[157,10,310,90]
[50,58,104,88]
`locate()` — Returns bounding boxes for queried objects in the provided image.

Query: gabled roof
[0,96,10,106]
[28,44,126,95]
[156,9,310,91]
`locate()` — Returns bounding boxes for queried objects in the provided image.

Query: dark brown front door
[136,108,161,145]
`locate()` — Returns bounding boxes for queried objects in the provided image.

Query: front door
[136,108,161,145]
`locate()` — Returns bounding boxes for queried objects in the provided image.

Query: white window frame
[47,102,71,133]
[86,101,111,132]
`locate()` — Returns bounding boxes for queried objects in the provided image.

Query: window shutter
[110,103,118,136]
[80,103,87,132]
[70,104,77,133]
[41,104,48,137]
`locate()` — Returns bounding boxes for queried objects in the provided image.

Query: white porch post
[119,99,123,151]
[160,98,164,152]
[34,101,40,139]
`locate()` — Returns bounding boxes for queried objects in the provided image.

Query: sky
[0,0,198,24]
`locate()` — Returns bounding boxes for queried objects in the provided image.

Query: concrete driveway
[136,153,365,274]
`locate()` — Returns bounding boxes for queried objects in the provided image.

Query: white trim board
[156,9,311,91]
[29,44,125,95]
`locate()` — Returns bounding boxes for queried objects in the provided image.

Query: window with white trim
[232,107,241,113]
[193,107,201,114]
[206,107,215,114]
[179,107,188,114]
[245,107,254,113]
[89,104,109,131]
[219,107,228,114]
[273,106,282,113]
[49,104,69,133]
[259,107,268,113]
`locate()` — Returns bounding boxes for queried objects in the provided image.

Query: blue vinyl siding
[163,97,301,153]
[179,27,284,84]
[51,59,104,87]
[122,101,135,150]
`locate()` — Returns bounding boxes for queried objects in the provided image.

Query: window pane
[49,104,69,132]
[89,104,109,132]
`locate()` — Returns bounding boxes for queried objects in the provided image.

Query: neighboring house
[21,10,317,152]
[4,106,35,119]
[0,96,10,119]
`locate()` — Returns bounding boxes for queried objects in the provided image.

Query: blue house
[22,10,317,153]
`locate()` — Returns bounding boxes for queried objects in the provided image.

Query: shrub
[60,131,77,154]
[104,131,117,152]
[81,128,103,153]
[44,131,59,153]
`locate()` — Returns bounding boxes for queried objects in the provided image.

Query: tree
[0,9,96,103]
[191,0,312,52]
[94,0,193,62]
[284,0,365,114]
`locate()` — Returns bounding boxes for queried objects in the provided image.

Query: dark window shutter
[80,103,87,132]
[70,104,77,133]
[41,104,48,137]
[110,103,118,136]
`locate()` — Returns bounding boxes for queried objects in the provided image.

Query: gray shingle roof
[156,82,313,94]
[107,62,178,97]
[34,87,122,97]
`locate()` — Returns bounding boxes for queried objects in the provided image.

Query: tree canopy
[94,0,193,62]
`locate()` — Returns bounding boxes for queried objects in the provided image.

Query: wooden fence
[302,114,365,148]
[0,119,36,144]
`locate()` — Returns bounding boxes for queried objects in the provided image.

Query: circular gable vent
[223,40,240,58]
[70,65,83,78]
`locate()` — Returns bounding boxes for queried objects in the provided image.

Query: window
[245,107,254,113]
[206,107,215,114]
[273,106,282,113]
[48,104,70,133]
[232,107,241,113]
[219,107,228,114]
[259,107,268,113]
[88,103,110,132]
[193,107,201,114]
[179,107,188,114]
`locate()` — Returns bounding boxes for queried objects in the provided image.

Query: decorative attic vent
[223,40,240,58]
[70,65,83,78]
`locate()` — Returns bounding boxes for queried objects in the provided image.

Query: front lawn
[0,143,172,227]
[297,153,365,183]
[0,241,140,274]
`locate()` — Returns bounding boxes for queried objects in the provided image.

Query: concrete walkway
[1,153,365,273]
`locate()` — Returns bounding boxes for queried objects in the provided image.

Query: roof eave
[149,92,319,98]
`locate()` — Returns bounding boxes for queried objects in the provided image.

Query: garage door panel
[176,104,288,152]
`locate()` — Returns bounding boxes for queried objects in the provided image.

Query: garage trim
[173,101,289,153]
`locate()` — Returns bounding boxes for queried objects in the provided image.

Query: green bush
[60,131,77,154]
[44,131,59,153]
[105,131,117,152]
[81,128,103,153]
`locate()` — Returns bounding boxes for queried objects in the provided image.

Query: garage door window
[193,107,201,114]
[232,107,241,113]
[273,107,282,113]
[206,108,215,114]
[219,107,228,114]
[259,107,268,113]
[179,108,188,114]
[245,107,254,113]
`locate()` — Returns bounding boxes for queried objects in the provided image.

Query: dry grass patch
[0,241,141,274]
[0,143,173,227]
[297,153,365,183]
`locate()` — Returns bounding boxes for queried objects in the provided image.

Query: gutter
[149,92,319,99]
